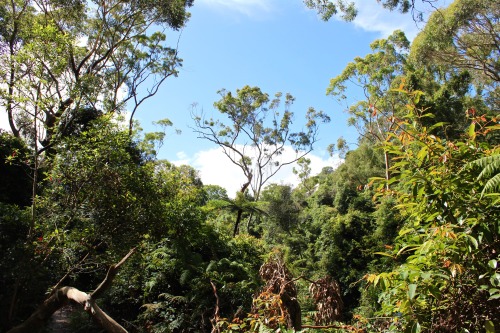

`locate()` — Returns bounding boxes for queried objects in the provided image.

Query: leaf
[374,251,395,258]
[489,288,499,295]
[489,259,497,269]
[488,294,500,300]
[475,155,500,179]
[484,320,495,333]
[398,228,414,237]
[405,321,421,333]
[416,146,428,166]
[486,124,500,131]
[397,244,419,256]
[482,173,500,196]
[428,122,448,132]
[408,284,417,300]
[468,235,479,249]
[468,122,476,139]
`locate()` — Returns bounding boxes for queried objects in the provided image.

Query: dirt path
[46,305,74,333]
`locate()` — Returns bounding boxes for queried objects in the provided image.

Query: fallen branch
[210,281,221,333]
[7,248,136,333]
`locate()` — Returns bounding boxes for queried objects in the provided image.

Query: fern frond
[179,269,191,285]
[468,152,500,197]
[474,154,500,179]
[159,293,187,304]
[482,173,500,196]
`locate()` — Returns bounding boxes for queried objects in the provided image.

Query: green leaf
[489,288,499,295]
[405,321,421,333]
[482,173,500,197]
[374,251,395,258]
[428,122,447,132]
[468,235,479,249]
[484,320,495,333]
[489,294,500,300]
[398,228,414,237]
[489,259,498,269]
[468,123,476,139]
[416,146,428,166]
[408,284,417,300]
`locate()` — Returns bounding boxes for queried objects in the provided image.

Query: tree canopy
[0,0,192,152]
[1,0,499,332]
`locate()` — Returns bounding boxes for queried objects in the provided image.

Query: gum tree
[0,0,193,152]
[193,85,329,235]
[327,30,410,184]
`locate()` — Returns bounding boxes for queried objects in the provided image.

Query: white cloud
[350,0,452,40]
[173,151,191,165]
[350,0,420,39]
[172,145,342,196]
[176,151,188,160]
[197,0,273,17]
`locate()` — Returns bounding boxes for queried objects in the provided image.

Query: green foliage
[410,0,499,88]
[303,0,357,21]
[293,157,312,189]
[137,233,265,332]
[406,69,483,140]
[257,142,394,320]
[0,204,40,331]
[204,184,230,202]
[326,29,410,180]
[0,0,192,146]
[38,119,163,255]
[204,191,267,236]
[469,150,500,195]
[366,93,500,331]
[259,184,300,243]
[2,2,499,332]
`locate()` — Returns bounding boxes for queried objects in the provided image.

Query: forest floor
[47,305,74,333]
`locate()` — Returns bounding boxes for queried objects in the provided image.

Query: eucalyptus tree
[303,0,357,21]
[0,0,192,153]
[410,0,499,110]
[193,85,329,235]
[327,30,410,184]
[303,0,442,22]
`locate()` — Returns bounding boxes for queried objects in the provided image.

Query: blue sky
[133,0,447,195]
[0,0,449,195]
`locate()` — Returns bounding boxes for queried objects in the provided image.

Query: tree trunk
[233,175,252,237]
[384,150,391,190]
[234,209,243,237]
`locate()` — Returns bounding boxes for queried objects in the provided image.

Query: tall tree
[410,0,499,110]
[327,30,410,184]
[193,85,329,235]
[0,0,192,152]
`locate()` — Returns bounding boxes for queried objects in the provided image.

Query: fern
[469,152,500,196]
[159,293,187,304]
[483,173,500,195]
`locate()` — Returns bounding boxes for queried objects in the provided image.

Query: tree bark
[7,248,135,333]
[233,175,252,237]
